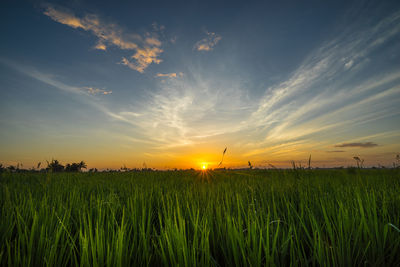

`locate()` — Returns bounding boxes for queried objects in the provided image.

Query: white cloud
[344,59,354,69]
[24,7,400,160]
[112,72,253,148]
[44,6,163,73]
[244,10,400,152]
[194,31,222,51]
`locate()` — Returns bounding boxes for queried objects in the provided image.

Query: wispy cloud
[1,59,125,123]
[335,142,378,148]
[84,87,112,95]
[14,5,399,166]
[114,5,400,152]
[246,10,400,145]
[112,71,253,148]
[43,6,163,73]
[194,31,222,51]
[155,72,183,78]
[2,61,114,98]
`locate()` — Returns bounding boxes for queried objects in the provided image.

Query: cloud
[94,42,107,51]
[145,37,161,46]
[112,71,253,148]
[194,31,222,51]
[121,47,163,73]
[335,142,378,148]
[33,5,400,162]
[344,59,354,69]
[43,6,163,73]
[246,9,400,146]
[155,72,183,78]
[84,87,112,95]
[119,111,141,117]
[155,73,176,78]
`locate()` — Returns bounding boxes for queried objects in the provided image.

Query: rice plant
[1,169,399,266]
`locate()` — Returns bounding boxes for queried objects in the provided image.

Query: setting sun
[201,163,208,170]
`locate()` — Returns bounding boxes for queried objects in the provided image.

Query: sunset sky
[1,0,400,169]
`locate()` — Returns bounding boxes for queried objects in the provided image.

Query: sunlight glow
[201,163,208,170]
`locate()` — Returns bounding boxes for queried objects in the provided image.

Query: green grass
[1,169,400,266]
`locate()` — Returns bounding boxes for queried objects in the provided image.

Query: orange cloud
[44,6,162,73]
[155,73,178,78]
[120,46,163,73]
[44,7,85,29]
[145,37,162,47]
[194,31,222,51]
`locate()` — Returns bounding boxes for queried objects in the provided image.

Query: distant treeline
[0,159,159,173]
[0,159,88,173]
[1,155,399,173]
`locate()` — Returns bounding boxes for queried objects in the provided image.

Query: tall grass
[1,169,399,266]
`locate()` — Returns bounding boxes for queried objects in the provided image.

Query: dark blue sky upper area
[1,0,351,80]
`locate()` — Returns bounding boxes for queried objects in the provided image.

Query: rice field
[1,169,400,266]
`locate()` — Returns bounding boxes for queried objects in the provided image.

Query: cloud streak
[335,142,378,148]
[113,71,253,148]
[111,7,400,153]
[84,87,112,95]
[194,31,222,51]
[245,10,400,145]
[44,6,163,73]
[155,72,183,78]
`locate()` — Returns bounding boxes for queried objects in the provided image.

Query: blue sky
[1,0,399,169]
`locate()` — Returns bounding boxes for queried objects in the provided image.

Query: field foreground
[1,169,400,266]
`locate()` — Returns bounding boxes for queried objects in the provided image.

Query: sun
[201,163,208,170]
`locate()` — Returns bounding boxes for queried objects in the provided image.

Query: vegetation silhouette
[1,154,400,173]
[42,159,87,172]
[353,156,364,168]
[217,147,227,167]
[65,161,87,172]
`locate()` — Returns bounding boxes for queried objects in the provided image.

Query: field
[1,169,400,266]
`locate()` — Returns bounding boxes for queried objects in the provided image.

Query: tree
[65,163,78,172]
[46,159,64,172]
[7,165,16,172]
[65,161,87,172]
[78,161,87,171]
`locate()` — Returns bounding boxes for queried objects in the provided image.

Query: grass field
[1,169,400,266]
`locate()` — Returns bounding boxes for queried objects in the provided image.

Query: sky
[1,0,400,169]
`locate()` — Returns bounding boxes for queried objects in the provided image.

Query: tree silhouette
[78,161,87,170]
[46,159,64,172]
[7,165,16,172]
[65,161,87,172]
